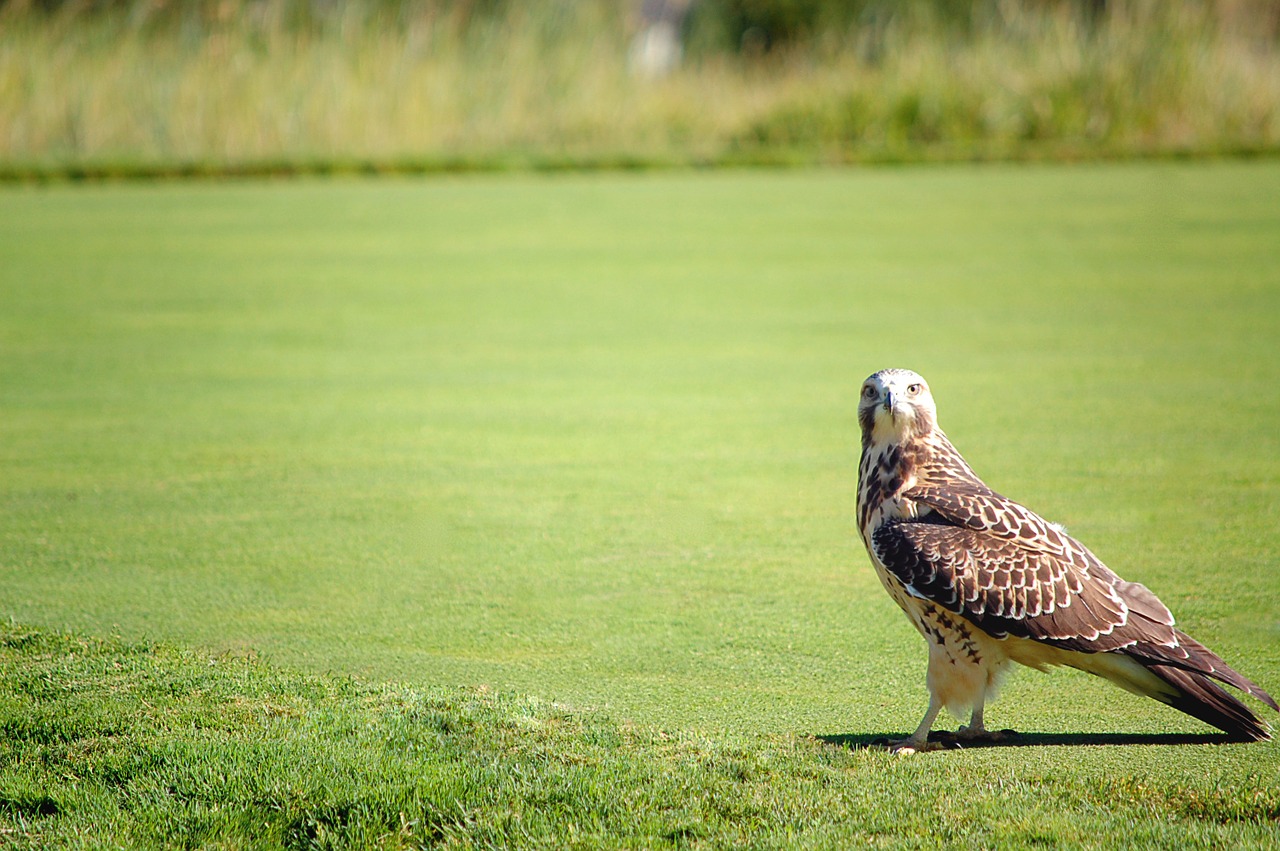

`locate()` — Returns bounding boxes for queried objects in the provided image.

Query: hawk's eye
[862,385,877,400]
[907,383,922,396]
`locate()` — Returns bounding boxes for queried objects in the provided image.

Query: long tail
[1141,662,1275,741]
[1077,628,1278,741]
[1127,629,1279,741]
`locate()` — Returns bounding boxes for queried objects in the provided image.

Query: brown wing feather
[872,516,1278,730]
[911,478,1101,562]
[901,478,1273,695]
[871,520,1132,649]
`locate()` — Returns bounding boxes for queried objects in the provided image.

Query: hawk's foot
[950,727,1019,746]
[872,735,958,754]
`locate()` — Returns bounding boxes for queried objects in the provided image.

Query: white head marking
[858,368,938,444]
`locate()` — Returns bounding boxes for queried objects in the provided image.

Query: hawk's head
[858,368,937,444]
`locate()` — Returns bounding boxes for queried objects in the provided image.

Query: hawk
[856,368,1277,752]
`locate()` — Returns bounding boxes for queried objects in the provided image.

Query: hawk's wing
[873,478,1277,711]
[873,514,1148,649]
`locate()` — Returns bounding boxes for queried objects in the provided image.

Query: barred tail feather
[1070,649,1275,740]
[1142,663,1273,742]
[1167,630,1280,714]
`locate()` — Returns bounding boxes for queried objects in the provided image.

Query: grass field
[3,623,1278,849]
[2,162,1279,846]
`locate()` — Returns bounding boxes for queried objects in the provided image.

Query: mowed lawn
[2,163,1279,844]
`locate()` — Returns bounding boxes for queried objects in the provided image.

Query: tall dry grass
[1,0,1278,174]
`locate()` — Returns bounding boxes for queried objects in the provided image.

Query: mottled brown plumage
[856,368,1276,752]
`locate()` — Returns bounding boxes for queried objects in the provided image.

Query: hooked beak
[882,390,895,413]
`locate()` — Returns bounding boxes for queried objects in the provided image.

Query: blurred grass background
[2,0,1279,176]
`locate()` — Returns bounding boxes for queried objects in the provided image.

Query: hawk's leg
[954,691,1015,744]
[956,693,988,739]
[888,695,946,754]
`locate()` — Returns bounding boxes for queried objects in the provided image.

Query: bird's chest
[857,441,985,663]
[869,558,994,670]
[899,594,990,666]
[856,442,925,544]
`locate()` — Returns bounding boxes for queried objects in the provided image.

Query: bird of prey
[856,368,1277,752]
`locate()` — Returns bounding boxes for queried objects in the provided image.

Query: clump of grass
[733,2,1280,162]
[3,619,1278,848]
[0,1,1278,175]
[0,1,649,169]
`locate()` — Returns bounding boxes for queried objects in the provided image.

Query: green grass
[2,162,1280,846]
[3,621,1278,849]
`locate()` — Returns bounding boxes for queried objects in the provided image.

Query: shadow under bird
[855,368,1278,753]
